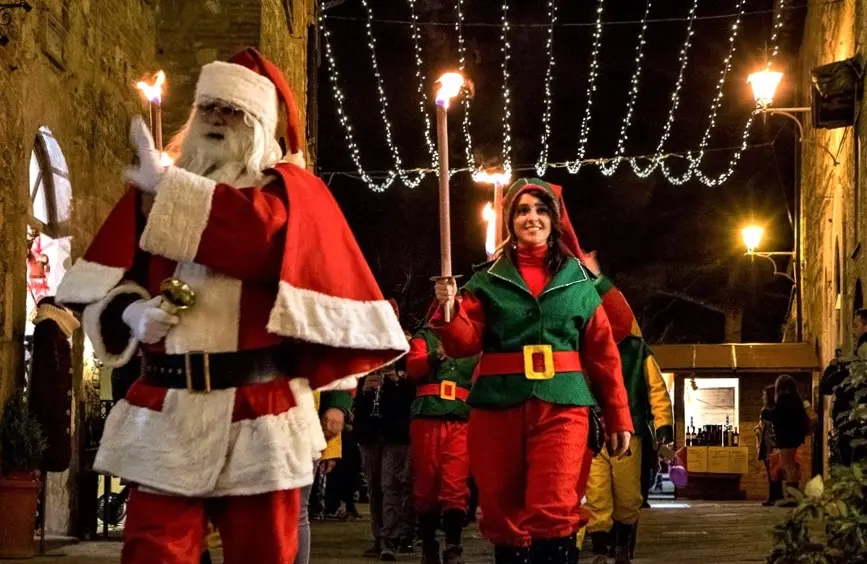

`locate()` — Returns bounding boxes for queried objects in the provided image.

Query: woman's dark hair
[775,374,801,402]
[763,384,776,408]
[503,187,568,273]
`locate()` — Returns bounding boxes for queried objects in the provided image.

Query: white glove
[123,117,165,194]
[121,297,179,344]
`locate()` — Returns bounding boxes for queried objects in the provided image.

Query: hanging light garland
[533,0,559,177]
[660,0,748,185]
[408,0,438,169]
[321,15,399,192]
[598,0,653,176]
[455,0,477,172]
[500,0,513,175]
[565,0,605,175]
[358,0,428,188]
[630,0,700,178]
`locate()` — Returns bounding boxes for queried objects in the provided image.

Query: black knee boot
[418,511,441,564]
[441,509,466,564]
[590,531,609,556]
[613,522,634,564]
[530,534,579,564]
[493,545,532,564]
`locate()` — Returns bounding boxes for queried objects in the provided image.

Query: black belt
[141,347,286,392]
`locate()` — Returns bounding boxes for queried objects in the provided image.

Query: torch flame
[483,202,496,257]
[435,72,465,109]
[159,152,175,167]
[136,71,166,104]
[473,170,511,186]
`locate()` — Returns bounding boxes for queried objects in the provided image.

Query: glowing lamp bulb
[741,226,764,253]
[747,70,782,108]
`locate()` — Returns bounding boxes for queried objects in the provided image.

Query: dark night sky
[315,0,806,342]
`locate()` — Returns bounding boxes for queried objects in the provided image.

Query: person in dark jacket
[355,365,417,561]
[761,375,809,506]
[756,385,782,506]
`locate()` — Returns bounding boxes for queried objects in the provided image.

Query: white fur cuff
[56,259,126,306]
[140,167,216,262]
[82,282,151,368]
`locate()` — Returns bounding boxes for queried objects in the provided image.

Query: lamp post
[747,69,809,342]
[741,225,796,283]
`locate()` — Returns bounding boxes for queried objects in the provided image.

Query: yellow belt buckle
[523,345,555,380]
[440,380,457,401]
[184,351,212,393]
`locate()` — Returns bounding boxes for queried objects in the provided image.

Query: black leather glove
[656,425,674,446]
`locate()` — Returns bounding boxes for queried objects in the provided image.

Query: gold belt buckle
[184,351,212,393]
[523,345,555,380]
[440,380,457,401]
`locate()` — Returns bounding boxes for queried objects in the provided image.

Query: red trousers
[410,418,470,514]
[469,400,590,547]
[122,487,300,564]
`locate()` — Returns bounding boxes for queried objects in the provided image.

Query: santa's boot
[441,509,466,564]
[530,534,579,564]
[613,522,633,564]
[589,531,610,564]
[418,512,441,564]
[493,545,532,564]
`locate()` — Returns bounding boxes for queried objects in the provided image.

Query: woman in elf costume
[580,252,673,564]
[432,178,633,564]
[405,327,479,564]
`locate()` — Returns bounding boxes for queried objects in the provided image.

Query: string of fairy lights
[598,0,653,176]
[321,0,790,191]
[533,0,559,177]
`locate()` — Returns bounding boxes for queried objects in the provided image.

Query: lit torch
[483,203,496,260]
[135,70,166,152]
[474,170,511,252]
[433,72,466,322]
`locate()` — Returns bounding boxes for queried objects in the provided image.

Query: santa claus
[56,48,407,563]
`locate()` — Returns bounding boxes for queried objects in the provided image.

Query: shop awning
[652,343,821,373]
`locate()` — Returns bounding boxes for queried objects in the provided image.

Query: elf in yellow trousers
[581,253,673,564]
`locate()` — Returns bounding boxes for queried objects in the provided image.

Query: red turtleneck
[516,244,551,297]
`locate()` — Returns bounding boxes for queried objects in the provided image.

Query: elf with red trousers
[432,178,633,564]
[406,327,479,564]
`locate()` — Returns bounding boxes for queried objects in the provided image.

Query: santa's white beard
[168,111,279,184]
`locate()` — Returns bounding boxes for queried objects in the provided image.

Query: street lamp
[746,69,808,341]
[741,226,764,254]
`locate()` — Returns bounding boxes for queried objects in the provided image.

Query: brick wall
[674,372,813,501]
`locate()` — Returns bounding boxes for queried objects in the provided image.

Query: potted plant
[0,390,47,559]
[768,359,867,564]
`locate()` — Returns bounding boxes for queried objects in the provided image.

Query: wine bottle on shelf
[733,427,739,446]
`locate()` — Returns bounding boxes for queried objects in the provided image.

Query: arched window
[28,126,71,239]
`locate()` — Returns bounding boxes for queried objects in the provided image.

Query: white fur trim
[164,263,242,354]
[267,281,410,353]
[140,167,215,262]
[94,388,236,497]
[94,380,326,497]
[196,61,278,137]
[212,379,325,496]
[81,283,150,368]
[285,151,306,169]
[56,259,126,306]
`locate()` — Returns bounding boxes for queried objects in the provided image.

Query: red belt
[478,348,582,380]
[417,381,470,401]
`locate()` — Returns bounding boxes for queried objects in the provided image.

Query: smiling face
[511,192,553,248]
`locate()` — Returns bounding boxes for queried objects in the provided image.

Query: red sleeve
[406,338,431,381]
[580,305,634,433]
[429,292,486,358]
[194,184,287,281]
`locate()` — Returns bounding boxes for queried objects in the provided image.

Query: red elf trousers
[122,486,300,564]
[410,418,471,514]
[469,399,590,547]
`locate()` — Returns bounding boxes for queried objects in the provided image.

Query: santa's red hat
[195,47,305,166]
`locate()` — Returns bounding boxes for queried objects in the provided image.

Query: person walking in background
[761,375,810,507]
[755,385,782,506]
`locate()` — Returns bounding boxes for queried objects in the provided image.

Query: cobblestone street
[2,500,782,563]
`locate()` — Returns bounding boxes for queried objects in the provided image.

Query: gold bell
[159,278,196,314]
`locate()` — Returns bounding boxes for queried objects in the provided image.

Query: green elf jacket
[594,274,673,440]
[432,255,633,433]
[406,328,478,420]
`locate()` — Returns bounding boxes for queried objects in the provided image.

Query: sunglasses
[196,103,244,118]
